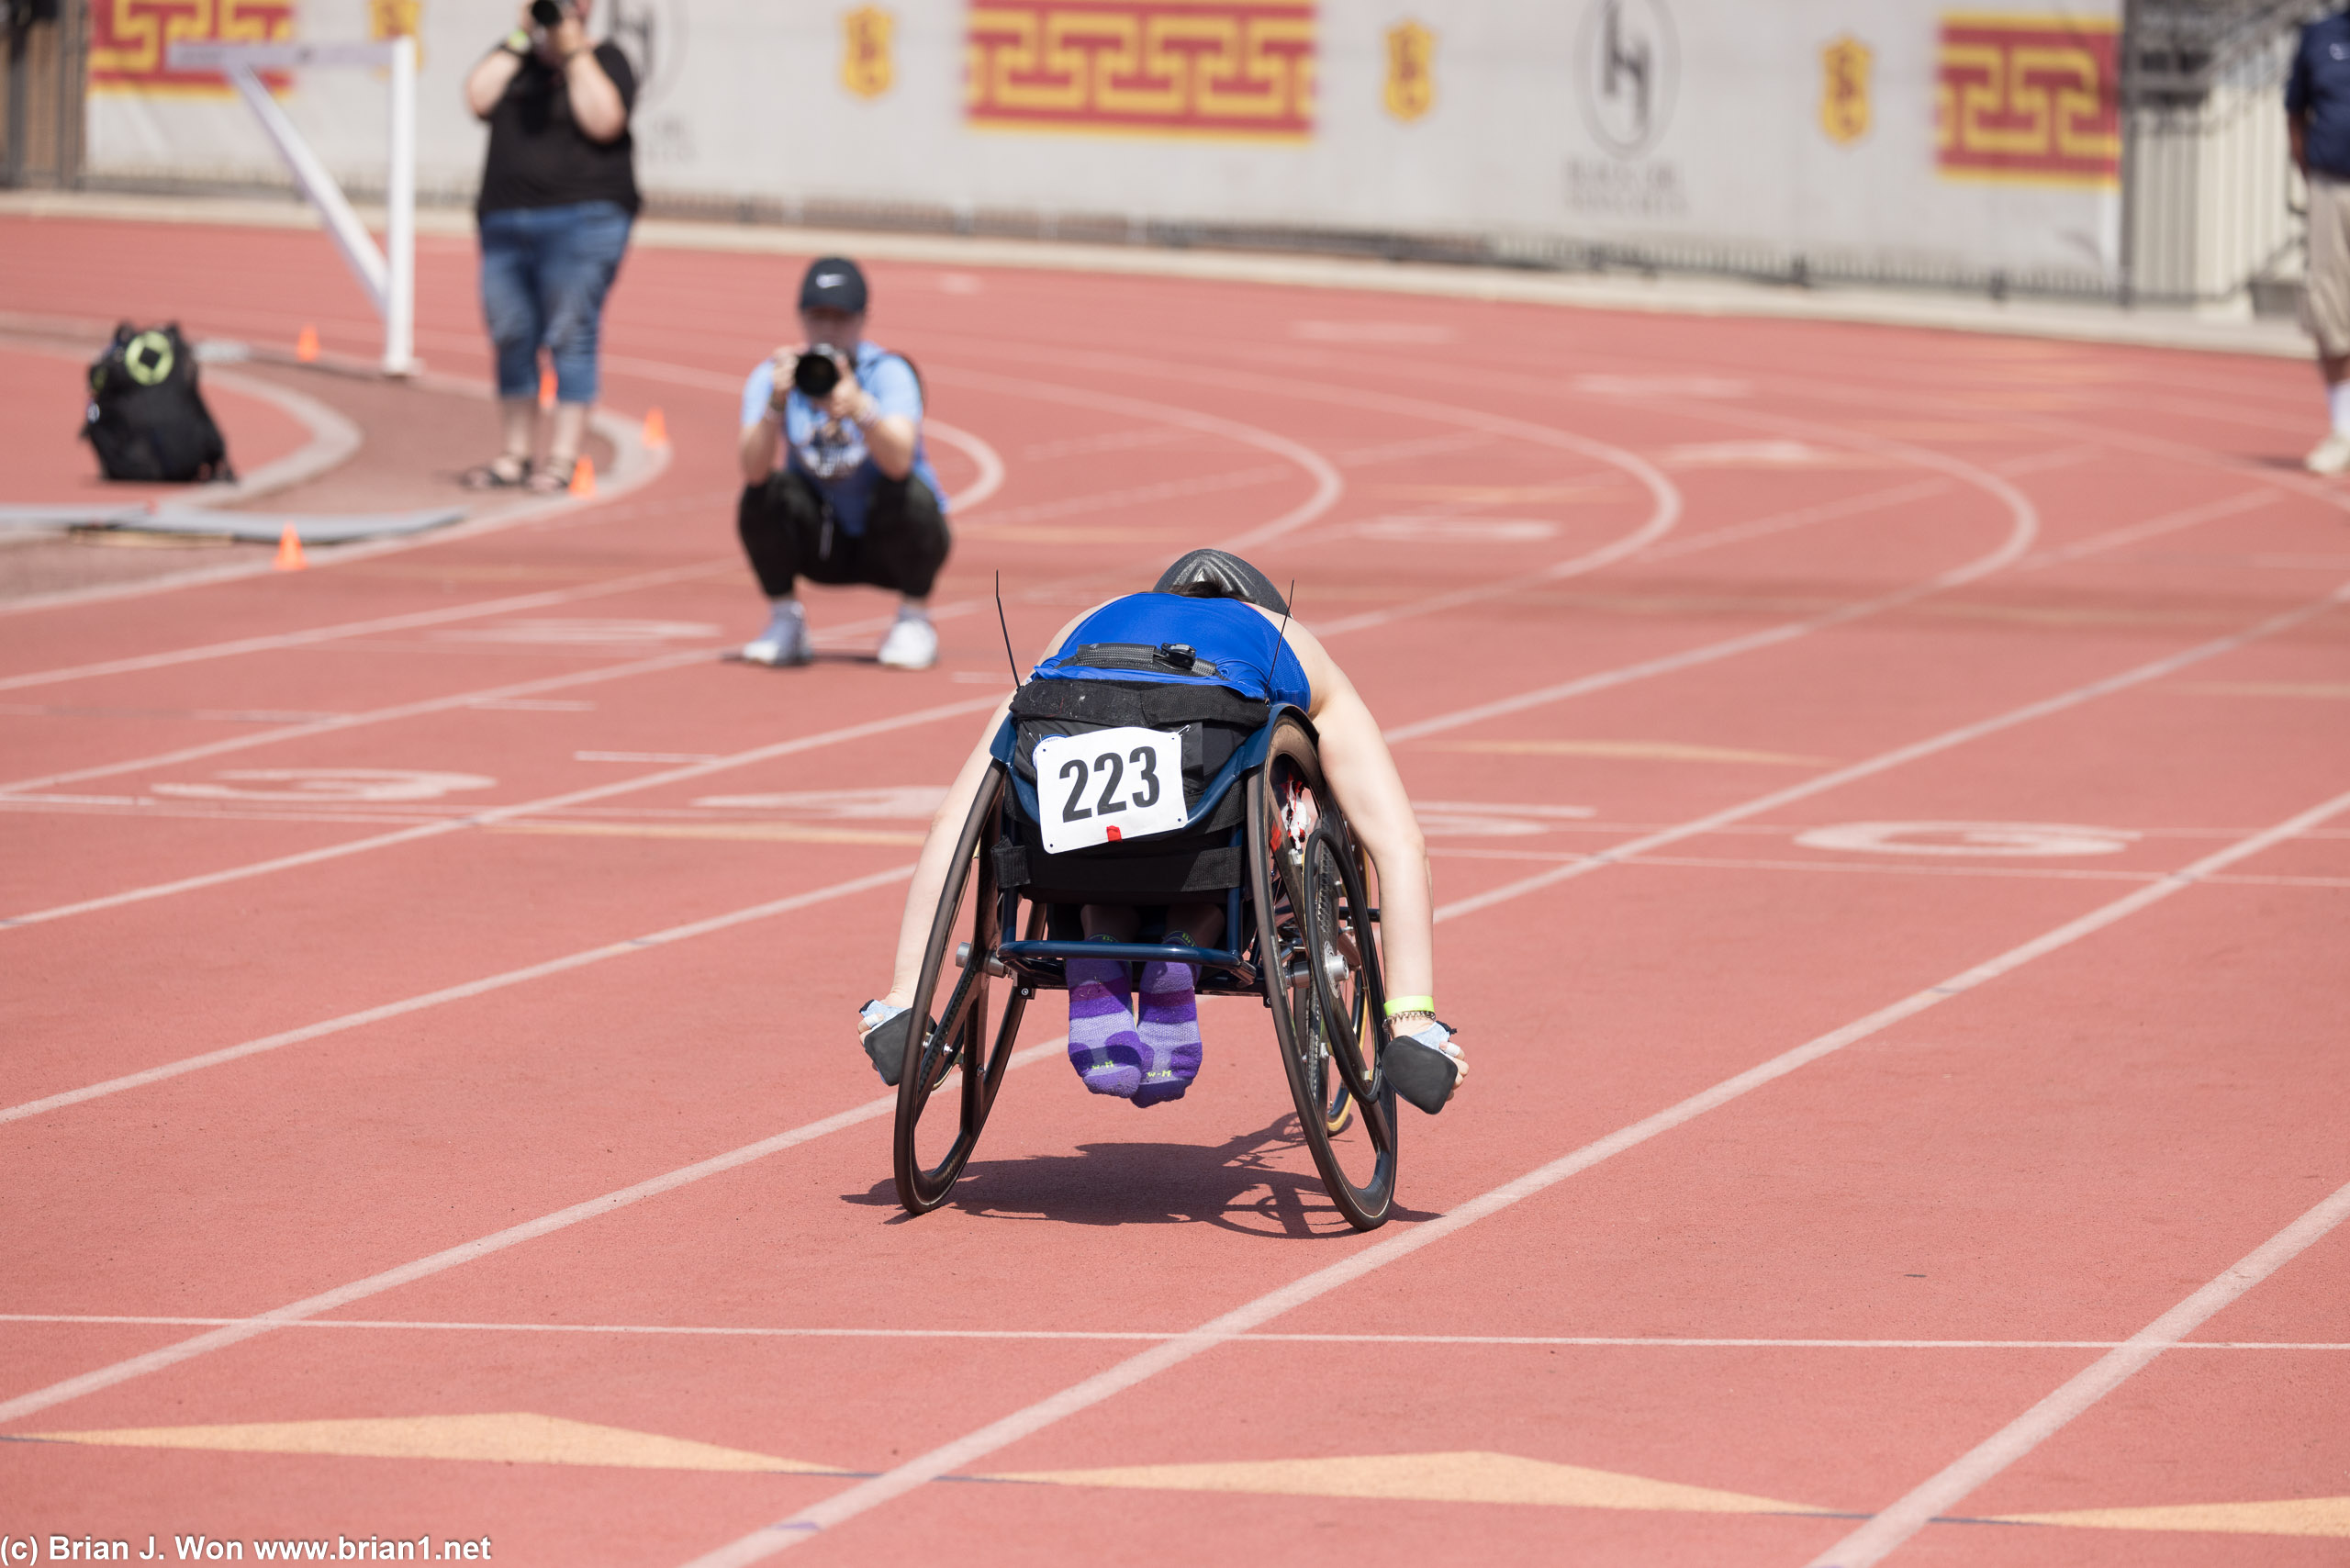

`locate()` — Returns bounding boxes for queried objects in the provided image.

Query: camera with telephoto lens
[792,346,845,400]
[529,0,567,28]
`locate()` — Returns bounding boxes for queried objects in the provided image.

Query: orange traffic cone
[273,524,308,571]
[539,367,555,409]
[642,407,668,448]
[295,324,319,363]
[567,454,596,498]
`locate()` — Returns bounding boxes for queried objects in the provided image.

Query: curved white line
[904,339,1680,615]
[922,419,1005,514]
[928,364,1344,549]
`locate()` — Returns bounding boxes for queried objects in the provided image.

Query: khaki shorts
[2304,174,2350,357]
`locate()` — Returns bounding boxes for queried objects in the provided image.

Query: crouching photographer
[735,257,951,670]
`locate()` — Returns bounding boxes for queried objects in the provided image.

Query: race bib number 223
[1034,726,1187,855]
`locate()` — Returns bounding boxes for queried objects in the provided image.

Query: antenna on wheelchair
[1263,578,1297,696]
[994,571,1023,689]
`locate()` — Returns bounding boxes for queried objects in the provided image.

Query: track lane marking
[0,559,731,696]
[0,646,719,798]
[673,776,2350,1565]
[932,357,1664,561]
[0,1032,1069,1430]
[9,576,2339,1116]
[1431,580,2350,923]
[6,580,2343,1446]
[2015,488,2281,571]
[0,698,1000,931]
[0,866,914,1125]
[6,1316,2346,1351]
[1810,1174,2350,1567]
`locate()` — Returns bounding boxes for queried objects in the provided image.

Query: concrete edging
[0,186,2312,363]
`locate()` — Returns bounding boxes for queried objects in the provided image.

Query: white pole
[384,34,418,375]
[222,61,389,314]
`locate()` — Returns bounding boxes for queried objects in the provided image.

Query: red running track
[2,215,2347,1568]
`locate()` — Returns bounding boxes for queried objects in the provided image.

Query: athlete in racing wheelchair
[857,550,1463,1229]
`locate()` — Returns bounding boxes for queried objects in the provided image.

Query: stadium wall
[82,0,2126,294]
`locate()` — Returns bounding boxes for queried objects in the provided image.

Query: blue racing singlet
[1030,593,1312,710]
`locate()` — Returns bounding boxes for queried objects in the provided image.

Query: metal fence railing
[1,0,86,188]
[2121,0,2323,308]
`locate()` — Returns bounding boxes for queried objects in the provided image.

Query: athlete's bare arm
[875,610,1089,1008]
[1247,608,1436,1014]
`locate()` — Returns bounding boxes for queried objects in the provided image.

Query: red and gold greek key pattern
[1935,12,2119,186]
[89,0,295,95]
[966,0,1315,141]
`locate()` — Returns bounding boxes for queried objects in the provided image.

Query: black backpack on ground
[81,322,233,484]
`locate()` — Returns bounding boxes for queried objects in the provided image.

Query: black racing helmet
[1153,549,1288,614]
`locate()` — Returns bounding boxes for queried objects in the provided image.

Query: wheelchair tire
[893,764,1029,1215]
[1248,715,1398,1231]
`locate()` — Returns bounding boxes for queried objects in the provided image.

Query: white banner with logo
[84,0,2125,283]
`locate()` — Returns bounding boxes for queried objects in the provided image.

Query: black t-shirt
[477,41,640,216]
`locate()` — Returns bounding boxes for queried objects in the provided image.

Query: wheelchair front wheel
[1250,716,1398,1231]
[893,765,1029,1215]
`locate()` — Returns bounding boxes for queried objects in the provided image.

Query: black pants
[736,468,950,599]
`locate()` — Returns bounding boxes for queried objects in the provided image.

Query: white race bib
[1034,726,1188,855]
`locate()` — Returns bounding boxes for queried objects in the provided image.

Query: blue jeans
[477,200,632,405]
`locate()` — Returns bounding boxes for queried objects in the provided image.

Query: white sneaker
[877,612,938,670]
[2307,431,2350,476]
[743,604,811,666]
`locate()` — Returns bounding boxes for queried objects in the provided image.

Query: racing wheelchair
[885,675,1401,1230]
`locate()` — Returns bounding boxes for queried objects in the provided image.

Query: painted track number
[1035,726,1187,855]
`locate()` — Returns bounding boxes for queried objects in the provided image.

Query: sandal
[459,455,532,490]
[527,459,576,495]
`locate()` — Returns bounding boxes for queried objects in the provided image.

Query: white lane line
[929,365,1344,551]
[2016,488,2281,572]
[0,698,1001,930]
[1430,578,2350,924]
[0,559,729,696]
[11,574,2339,1110]
[0,865,912,1125]
[0,1036,1069,1430]
[1809,1175,2350,1568]
[923,419,1004,514]
[1428,848,2350,891]
[675,780,2350,1567]
[6,1316,2345,1351]
[0,645,721,798]
[1312,476,1953,641]
[1383,487,2038,747]
[1634,478,1955,565]
[0,584,964,803]
[9,770,2339,1446]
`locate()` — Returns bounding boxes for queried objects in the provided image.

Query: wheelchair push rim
[1250,716,1398,1231]
[893,764,1028,1215]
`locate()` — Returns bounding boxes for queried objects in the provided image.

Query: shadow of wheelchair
[843,1113,1437,1238]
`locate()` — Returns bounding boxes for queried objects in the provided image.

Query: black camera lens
[792,350,842,399]
[529,0,563,27]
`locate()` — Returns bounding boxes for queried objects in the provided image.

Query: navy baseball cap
[800,257,868,313]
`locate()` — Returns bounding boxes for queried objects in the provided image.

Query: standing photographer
[461,0,637,493]
[735,257,950,670]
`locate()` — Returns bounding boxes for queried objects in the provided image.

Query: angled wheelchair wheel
[1249,716,1398,1231]
[894,765,1030,1215]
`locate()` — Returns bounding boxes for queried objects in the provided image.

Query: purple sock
[1132,957,1203,1106]
[1066,951,1144,1098]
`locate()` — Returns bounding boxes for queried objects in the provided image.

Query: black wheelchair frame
[890,703,1401,1230]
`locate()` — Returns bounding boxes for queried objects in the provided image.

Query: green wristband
[1382,995,1435,1019]
[502,28,531,55]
